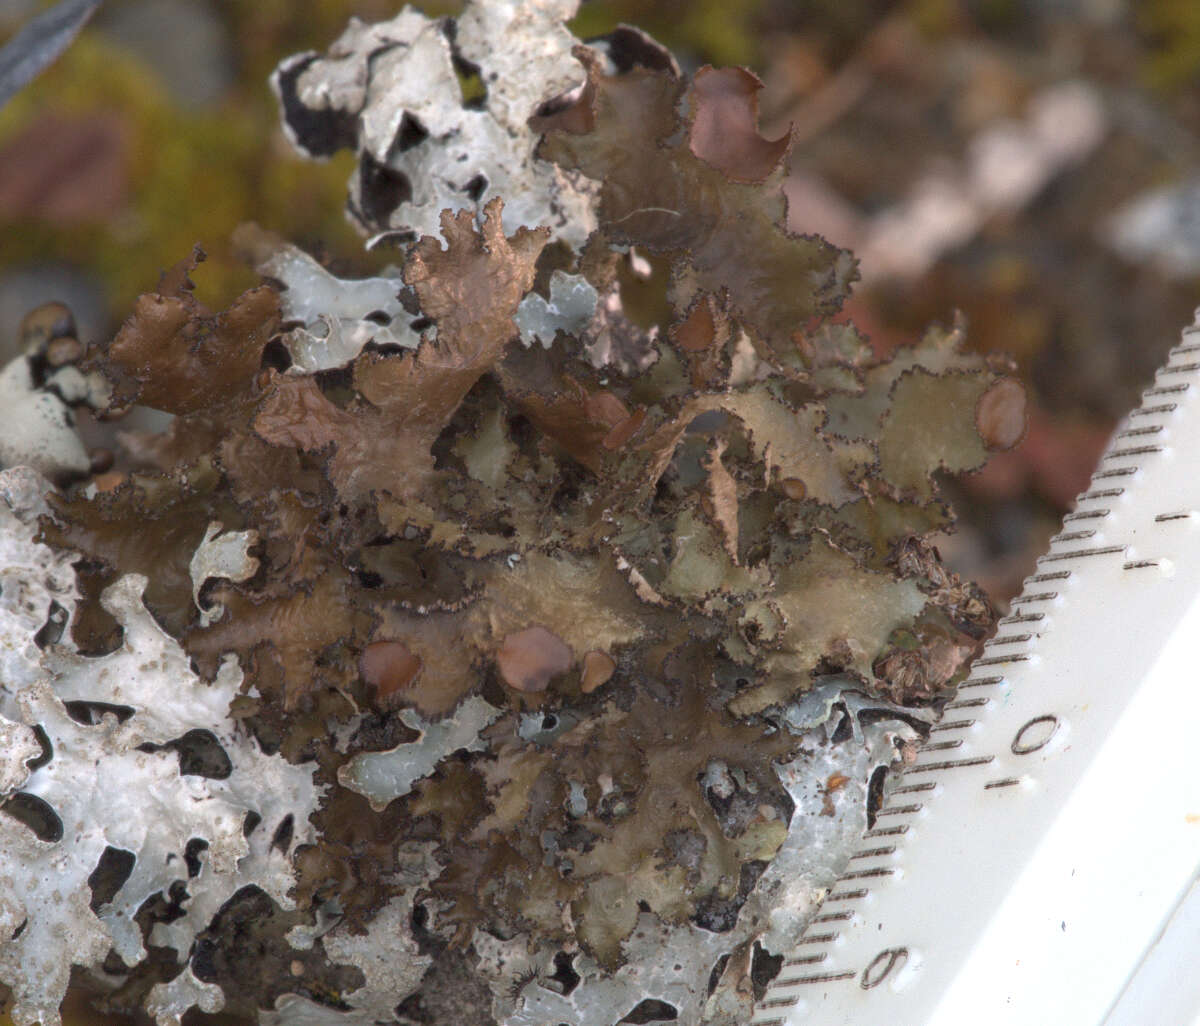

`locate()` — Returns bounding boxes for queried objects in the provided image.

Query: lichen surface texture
[0,2,1025,1025]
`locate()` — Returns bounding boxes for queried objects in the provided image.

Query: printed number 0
[1011,715,1059,755]
[861,948,908,990]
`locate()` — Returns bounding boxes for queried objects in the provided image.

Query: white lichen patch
[0,468,324,1026]
[337,695,501,810]
[516,271,599,348]
[0,715,39,795]
[0,808,112,1026]
[745,691,930,956]
[236,224,423,371]
[504,915,736,1026]
[0,678,247,1014]
[148,723,325,962]
[319,867,435,1017]
[264,845,439,1025]
[45,574,245,747]
[0,467,77,716]
[145,966,226,1026]
[0,354,91,481]
[272,0,597,248]
[190,520,261,627]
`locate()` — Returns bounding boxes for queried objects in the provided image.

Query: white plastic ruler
[754,311,1200,1026]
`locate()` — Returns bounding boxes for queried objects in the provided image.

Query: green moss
[1139,0,1200,92]
[569,0,766,68]
[0,31,366,321]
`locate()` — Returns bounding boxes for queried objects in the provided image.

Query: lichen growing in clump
[0,2,1025,1024]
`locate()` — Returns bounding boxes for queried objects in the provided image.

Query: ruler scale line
[1037,544,1127,563]
[903,755,995,774]
[849,846,897,859]
[873,803,922,817]
[889,781,937,794]
[823,889,869,901]
[944,697,990,709]
[863,825,908,838]
[998,612,1045,624]
[1009,590,1059,604]
[987,633,1032,645]
[1029,569,1072,582]
[1103,445,1162,459]
[929,719,976,732]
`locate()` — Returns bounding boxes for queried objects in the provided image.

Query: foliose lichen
[0,2,1026,1024]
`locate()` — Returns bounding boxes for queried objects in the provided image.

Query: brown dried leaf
[41,474,238,639]
[409,761,489,846]
[372,607,482,717]
[558,687,797,960]
[574,875,640,971]
[453,399,516,491]
[481,550,651,661]
[503,363,638,474]
[827,494,953,562]
[722,385,874,507]
[252,375,349,452]
[186,559,367,709]
[469,747,554,840]
[660,506,765,602]
[403,198,549,379]
[823,318,973,440]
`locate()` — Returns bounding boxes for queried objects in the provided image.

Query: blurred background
[0,1,1198,1022]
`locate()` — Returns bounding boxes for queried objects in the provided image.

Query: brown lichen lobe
[688,66,790,183]
[94,246,280,416]
[36,35,1026,996]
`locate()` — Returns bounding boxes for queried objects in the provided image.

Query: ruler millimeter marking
[753,316,1200,1026]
